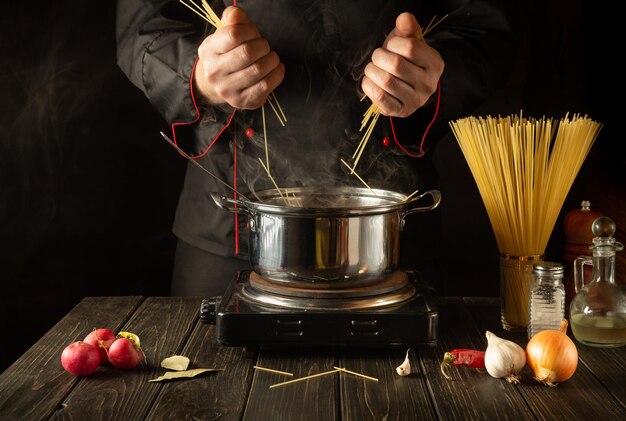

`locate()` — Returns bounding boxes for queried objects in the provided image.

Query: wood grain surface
[2,296,625,420]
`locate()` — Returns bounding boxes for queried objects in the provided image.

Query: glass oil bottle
[569,216,626,347]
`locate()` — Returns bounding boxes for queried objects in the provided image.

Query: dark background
[1,1,622,372]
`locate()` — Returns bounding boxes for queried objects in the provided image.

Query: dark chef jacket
[116,0,515,274]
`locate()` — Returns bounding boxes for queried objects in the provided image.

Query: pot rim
[250,186,404,216]
[211,186,441,217]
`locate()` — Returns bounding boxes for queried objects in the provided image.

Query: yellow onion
[526,319,578,386]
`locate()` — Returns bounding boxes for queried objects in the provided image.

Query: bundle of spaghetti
[349,14,448,173]
[449,113,602,327]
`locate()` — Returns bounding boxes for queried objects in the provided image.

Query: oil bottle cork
[564,200,602,308]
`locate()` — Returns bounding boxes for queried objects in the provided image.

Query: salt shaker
[528,262,565,339]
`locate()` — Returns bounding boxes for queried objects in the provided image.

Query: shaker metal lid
[532,261,564,274]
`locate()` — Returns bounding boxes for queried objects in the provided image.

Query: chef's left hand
[362,12,444,118]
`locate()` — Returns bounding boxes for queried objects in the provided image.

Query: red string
[389,80,441,157]
[232,0,238,253]
[233,127,239,255]
[170,57,237,159]
[171,55,241,252]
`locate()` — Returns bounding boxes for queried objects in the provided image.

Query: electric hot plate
[200,270,438,348]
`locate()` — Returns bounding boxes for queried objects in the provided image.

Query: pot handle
[210,192,254,218]
[401,190,441,220]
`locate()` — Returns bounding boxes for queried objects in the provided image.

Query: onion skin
[526,320,578,387]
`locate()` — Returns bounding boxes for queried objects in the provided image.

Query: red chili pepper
[440,349,486,380]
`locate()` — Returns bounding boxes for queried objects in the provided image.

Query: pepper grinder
[564,200,602,309]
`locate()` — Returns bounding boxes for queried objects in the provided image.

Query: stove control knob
[199,297,220,324]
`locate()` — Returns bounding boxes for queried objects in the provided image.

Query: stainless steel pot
[211,187,441,288]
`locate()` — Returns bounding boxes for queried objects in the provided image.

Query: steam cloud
[217,2,421,202]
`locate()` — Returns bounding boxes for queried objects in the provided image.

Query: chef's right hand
[194,6,284,109]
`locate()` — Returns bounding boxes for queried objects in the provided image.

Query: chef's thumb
[221,6,252,26]
[394,12,423,39]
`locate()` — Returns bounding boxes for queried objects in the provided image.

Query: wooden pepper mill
[563,200,602,309]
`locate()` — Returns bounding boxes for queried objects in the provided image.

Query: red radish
[61,341,100,376]
[83,328,116,365]
[108,337,142,369]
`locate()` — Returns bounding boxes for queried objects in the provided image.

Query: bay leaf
[161,355,190,371]
[148,368,222,382]
[118,331,141,348]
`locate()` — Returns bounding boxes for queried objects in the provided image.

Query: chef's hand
[362,12,444,118]
[193,6,284,109]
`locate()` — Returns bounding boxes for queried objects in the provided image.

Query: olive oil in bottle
[569,216,626,348]
[570,313,626,347]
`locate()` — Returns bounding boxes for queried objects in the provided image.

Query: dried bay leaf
[148,368,222,382]
[161,355,190,371]
[118,331,141,347]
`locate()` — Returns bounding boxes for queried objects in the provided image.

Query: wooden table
[1,296,625,420]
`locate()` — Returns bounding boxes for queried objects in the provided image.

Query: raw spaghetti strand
[258,158,290,206]
[340,159,378,196]
[271,92,287,123]
[262,104,270,173]
[449,114,602,329]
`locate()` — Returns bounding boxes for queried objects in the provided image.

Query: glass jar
[500,254,543,331]
[527,262,565,339]
[569,216,626,347]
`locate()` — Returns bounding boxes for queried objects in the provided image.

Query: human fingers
[384,35,443,70]
[365,12,443,116]
[201,19,261,55]
[221,5,253,26]
[395,12,422,39]
[206,37,272,76]
[370,45,442,93]
[232,62,285,109]
[362,60,415,116]
[361,73,401,117]
[195,6,284,108]
[382,12,422,49]
[197,19,269,89]
[195,51,283,109]
[363,47,442,117]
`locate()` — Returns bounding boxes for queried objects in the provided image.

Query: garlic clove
[396,349,411,376]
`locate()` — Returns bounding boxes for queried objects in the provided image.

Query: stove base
[201,271,438,348]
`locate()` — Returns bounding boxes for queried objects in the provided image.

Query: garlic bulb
[396,349,411,376]
[484,331,526,384]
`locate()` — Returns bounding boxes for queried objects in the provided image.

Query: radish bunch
[61,329,144,376]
